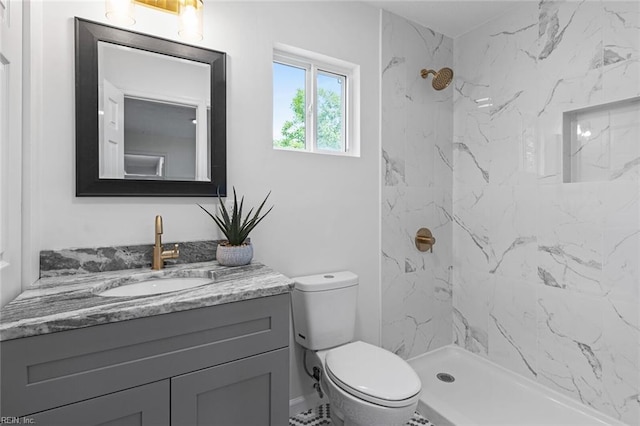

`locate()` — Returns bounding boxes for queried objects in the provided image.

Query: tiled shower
[381,2,639,424]
[381,11,454,360]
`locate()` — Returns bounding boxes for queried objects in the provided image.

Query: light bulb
[105,0,135,26]
[178,0,203,42]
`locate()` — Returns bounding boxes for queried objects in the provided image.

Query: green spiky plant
[198,187,273,246]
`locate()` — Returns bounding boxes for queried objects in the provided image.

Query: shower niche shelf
[563,97,640,183]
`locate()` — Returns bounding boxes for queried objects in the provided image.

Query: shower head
[420,67,454,90]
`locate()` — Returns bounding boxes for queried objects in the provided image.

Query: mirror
[75,17,226,196]
[98,42,211,181]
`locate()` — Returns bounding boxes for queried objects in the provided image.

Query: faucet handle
[155,215,163,234]
[162,243,180,260]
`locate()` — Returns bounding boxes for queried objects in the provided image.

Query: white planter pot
[216,242,253,266]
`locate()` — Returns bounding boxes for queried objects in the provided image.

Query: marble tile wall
[452,1,639,424]
[381,11,454,359]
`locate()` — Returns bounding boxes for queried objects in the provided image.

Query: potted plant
[198,188,273,266]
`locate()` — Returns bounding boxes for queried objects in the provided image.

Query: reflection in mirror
[75,17,226,197]
[124,99,197,180]
[124,153,165,179]
[98,41,210,181]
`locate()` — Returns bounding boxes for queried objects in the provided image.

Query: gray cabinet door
[171,348,289,426]
[29,380,169,426]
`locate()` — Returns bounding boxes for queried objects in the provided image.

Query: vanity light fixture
[178,0,204,42]
[105,0,204,42]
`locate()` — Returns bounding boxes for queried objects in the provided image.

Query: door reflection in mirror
[97,41,211,181]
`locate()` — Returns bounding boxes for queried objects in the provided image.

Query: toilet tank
[291,271,358,351]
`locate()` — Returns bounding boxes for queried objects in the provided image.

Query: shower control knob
[415,228,436,253]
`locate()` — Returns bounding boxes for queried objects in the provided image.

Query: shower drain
[436,372,455,383]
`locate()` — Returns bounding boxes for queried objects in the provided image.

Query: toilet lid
[325,341,421,407]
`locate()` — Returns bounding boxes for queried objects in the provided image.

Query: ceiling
[364,1,526,38]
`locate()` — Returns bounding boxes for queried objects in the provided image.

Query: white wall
[26,0,381,403]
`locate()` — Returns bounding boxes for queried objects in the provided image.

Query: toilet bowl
[314,341,421,426]
[291,272,422,426]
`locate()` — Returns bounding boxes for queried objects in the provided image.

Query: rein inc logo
[0,418,35,424]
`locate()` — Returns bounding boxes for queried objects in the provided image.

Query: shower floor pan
[409,345,625,426]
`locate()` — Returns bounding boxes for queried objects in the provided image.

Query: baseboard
[289,392,325,417]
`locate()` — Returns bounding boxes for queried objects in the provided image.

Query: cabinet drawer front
[29,380,169,426]
[1,294,289,416]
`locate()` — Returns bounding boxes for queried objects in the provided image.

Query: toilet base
[330,410,345,426]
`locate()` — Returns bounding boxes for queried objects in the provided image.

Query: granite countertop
[0,261,294,342]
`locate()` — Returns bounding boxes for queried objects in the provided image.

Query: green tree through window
[274,87,343,151]
[317,87,343,151]
[275,88,305,149]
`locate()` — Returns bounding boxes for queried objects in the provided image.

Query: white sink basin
[98,277,212,297]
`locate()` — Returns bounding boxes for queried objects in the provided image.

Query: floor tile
[289,404,435,426]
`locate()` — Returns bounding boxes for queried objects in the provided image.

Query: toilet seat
[324,341,421,408]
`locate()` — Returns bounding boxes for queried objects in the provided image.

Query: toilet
[291,271,421,426]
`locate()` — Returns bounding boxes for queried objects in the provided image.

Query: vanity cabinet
[0,294,289,425]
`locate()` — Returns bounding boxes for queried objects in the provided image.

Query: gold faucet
[152,215,180,270]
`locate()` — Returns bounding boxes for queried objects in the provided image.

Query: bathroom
[0,0,638,425]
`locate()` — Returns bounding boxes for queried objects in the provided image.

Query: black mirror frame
[75,17,226,197]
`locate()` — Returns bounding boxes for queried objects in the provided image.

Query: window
[272,44,359,156]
